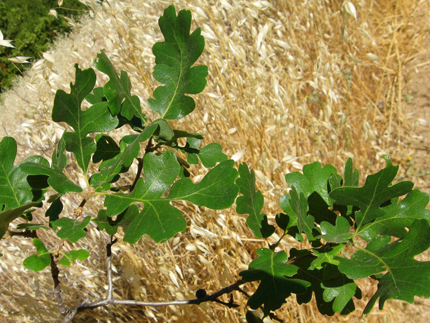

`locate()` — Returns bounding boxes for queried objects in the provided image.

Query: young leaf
[23,238,51,272]
[0,137,42,238]
[51,216,91,243]
[104,153,238,243]
[337,219,430,314]
[309,244,344,270]
[330,157,413,231]
[52,64,119,173]
[240,248,310,316]
[148,5,208,120]
[95,50,146,122]
[57,249,90,267]
[318,217,353,243]
[236,163,275,238]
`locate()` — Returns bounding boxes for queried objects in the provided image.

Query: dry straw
[1,0,430,322]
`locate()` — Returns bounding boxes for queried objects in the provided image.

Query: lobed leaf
[51,216,91,243]
[52,64,119,173]
[148,5,208,120]
[240,248,310,316]
[358,189,430,240]
[337,219,430,314]
[236,163,275,238]
[330,157,413,231]
[94,50,146,122]
[57,249,90,267]
[104,152,238,243]
[0,137,42,238]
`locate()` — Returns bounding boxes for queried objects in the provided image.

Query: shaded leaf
[93,206,137,236]
[240,248,310,316]
[90,123,158,192]
[93,135,120,164]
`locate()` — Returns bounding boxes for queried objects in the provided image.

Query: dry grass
[1,0,430,322]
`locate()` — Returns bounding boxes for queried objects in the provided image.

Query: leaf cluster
[1,5,430,322]
[237,157,430,318]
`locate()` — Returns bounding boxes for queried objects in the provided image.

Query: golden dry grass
[1,0,430,322]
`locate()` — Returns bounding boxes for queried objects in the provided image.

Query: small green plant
[1,5,430,322]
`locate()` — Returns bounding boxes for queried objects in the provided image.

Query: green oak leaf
[57,249,90,267]
[344,158,359,187]
[337,219,430,314]
[52,64,119,173]
[358,189,430,240]
[93,134,121,164]
[322,279,359,314]
[198,143,228,168]
[90,123,158,192]
[240,248,310,316]
[318,217,353,243]
[52,136,67,169]
[236,163,275,238]
[104,152,238,243]
[309,244,344,270]
[23,238,51,272]
[289,187,315,241]
[330,156,413,232]
[308,192,338,225]
[46,197,63,223]
[285,162,337,204]
[292,250,360,315]
[86,86,105,104]
[0,137,43,238]
[94,50,146,122]
[148,5,208,120]
[20,160,82,194]
[51,216,91,243]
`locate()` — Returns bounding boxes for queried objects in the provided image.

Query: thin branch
[50,254,70,316]
[63,278,246,320]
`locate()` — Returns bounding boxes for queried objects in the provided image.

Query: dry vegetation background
[1,0,430,322]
